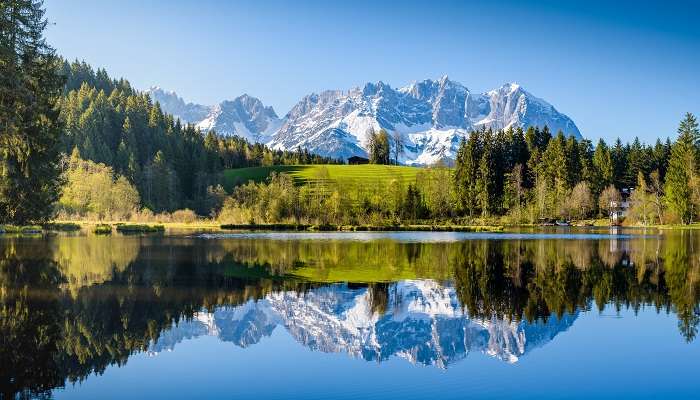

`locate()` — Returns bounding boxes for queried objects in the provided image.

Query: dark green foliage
[57,61,338,215]
[665,113,700,224]
[402,184,427,221]
[610,138,628,188]
[115,224,164,233]
[42,222,80,231]
[0,0,64,224]
[367,129,391,164]
[93,224,112,234]
[454,133,482,216]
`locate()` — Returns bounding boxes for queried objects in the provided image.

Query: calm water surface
[1,230,699,399]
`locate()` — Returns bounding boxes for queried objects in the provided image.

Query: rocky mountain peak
[147,77,581,164]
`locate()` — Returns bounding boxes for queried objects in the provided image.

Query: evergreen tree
[652,138,671,181]
[453,134,480,216]
[627,137,647,185]
[665,113,699,224]
[0,0,64,223]
[577,139,595,184]
[592,139,613,196]
[541,133,569,215]
[611,138,628,188]
[476,131,496,216]
[680,112,700,146]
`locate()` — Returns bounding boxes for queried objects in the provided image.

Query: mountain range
[146,77,581,164]
[149,280,577,367]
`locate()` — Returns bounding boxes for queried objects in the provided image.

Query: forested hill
[57,60,338,214]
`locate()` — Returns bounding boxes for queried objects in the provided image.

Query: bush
[43,222,81,231]
[58,151,140,219]
[94,224,112,234]
[116,224,165,233]
[171,209,197,223]
[131,208,156,222]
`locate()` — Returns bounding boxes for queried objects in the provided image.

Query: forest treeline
[57,60,338,217]
[0,0,337,225]
[220,114,698,226]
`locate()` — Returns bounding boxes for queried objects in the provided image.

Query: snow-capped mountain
[145,87,210,124]
[150,280,577,367]
[270,76,581,164]
[147,77,580,164]
[146,87,282,143]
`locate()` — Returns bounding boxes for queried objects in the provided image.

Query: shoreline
[1,220,695,235]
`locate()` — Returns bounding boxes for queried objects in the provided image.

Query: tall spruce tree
[453,134,480,216]
[477,131,496,216]
[0,0,64,223]
[611,138,628,188]
[592,139,613,196]
[664,113,699,224]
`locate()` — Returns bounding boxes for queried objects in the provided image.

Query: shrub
[116,224,165,233]
[94,224,112,234]
[43,222,81,231]
[171,209,197,223]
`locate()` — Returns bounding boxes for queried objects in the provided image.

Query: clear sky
[44,0,699,143]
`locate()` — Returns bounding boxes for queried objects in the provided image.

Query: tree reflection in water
[0,232,698,398]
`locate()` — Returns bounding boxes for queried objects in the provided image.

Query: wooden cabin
[347,156,369,165]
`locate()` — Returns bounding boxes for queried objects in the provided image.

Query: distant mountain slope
[145,87,282,143]
[148,77,580,164]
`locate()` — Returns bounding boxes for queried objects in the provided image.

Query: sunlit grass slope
[222,164,425,191]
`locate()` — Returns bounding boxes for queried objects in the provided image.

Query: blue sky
[44,0,699,143]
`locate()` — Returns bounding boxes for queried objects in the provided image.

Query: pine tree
[680,112,700,146]
[477,132,495,216]
[627,137,647,186]
[592,139,613,196]
[652,138,671,181]
[0,0,64,224]
[541,133,569,215]
[664,114,699,224]
[453,134,480,216]
[611,138,628,188]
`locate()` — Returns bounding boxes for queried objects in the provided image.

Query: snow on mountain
[270,76,581,164]
[150,280,577,367]
[146,77,581,164]
[145,87,282,143]
[145,87,210,125]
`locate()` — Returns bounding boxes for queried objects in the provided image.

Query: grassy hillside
[222,164,426,191]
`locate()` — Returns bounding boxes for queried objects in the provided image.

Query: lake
[1,229,699,399]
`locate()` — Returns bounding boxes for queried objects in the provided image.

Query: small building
[348,156,369,165]
[609,187,634,225]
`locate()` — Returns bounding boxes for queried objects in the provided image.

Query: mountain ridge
[146,77,581,164]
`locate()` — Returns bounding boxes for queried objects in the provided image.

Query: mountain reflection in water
[150,281,577,366]
[0,231,699,399]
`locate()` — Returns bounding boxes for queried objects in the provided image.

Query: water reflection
[150,281,577,367]
[0,232,699,398]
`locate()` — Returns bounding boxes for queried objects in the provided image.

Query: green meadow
[222,164,428,191]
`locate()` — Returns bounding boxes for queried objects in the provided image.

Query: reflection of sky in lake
[54,306,699,400]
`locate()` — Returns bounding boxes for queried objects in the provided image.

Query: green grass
[43,222,81,231]
[0,225,42,234]
[115,224,165,233]
[94,224,112,234]
[222,164,427,192]
[221,223,504,232]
